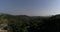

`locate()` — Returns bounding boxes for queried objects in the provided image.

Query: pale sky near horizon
[0,0,60,16]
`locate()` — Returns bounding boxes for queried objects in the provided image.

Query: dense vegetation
[0,14,60,32]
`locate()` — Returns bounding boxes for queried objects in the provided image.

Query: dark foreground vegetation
[0,14,60,32]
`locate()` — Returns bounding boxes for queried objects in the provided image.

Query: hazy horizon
[0,0,60,16]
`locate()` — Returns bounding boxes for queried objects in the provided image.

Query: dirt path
[0,30,7,32]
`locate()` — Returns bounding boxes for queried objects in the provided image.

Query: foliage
[0,14,60,32]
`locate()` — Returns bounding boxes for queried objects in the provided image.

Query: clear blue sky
[0,0,60,16]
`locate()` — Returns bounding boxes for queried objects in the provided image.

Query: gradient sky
[0,0,60,16]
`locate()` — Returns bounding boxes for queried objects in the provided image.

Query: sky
[0,0,60,16]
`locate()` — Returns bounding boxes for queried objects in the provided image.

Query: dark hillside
[0,14,60,32]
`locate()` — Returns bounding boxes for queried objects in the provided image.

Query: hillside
[0,14,60,32]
